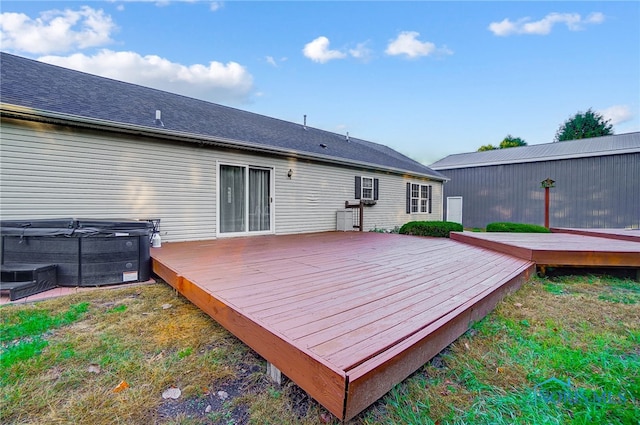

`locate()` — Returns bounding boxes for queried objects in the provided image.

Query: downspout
[441,181,445,221]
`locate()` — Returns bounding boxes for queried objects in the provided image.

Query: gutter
[1,103,448,182]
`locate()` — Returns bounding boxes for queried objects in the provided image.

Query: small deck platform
[551,227,640,243]
[151,232,534,420]
[450,231,640,267]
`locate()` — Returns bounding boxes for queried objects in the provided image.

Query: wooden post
[344,201,364,232]
[540,178,555,229]
[544,186,550,229]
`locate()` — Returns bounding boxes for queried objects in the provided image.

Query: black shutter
[355,176,361,199]
[373,178,379,200]
[428,185,433,214]
[406,183,411,214]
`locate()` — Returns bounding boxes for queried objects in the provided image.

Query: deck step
[0,263,58,301]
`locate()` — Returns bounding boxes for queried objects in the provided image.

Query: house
[0,53,447,241]
[430,132,640,229]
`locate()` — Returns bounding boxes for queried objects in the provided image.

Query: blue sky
[2,1,638,164]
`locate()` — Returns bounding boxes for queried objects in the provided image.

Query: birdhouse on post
[541,178,555,189]
[541,178,555,229]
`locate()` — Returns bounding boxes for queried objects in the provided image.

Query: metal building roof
[430,132,640,170]
[0,52,446,181]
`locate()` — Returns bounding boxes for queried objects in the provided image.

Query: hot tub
[1,218,152,286]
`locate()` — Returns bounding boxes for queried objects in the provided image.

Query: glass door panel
[220,165,245,233]
[249,168,270,232]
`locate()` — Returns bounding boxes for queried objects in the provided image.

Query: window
[406,183,432,214]
[355,176,379,201]
[362,177,374,200]
[411,184,420,213]
[421,185,429,213]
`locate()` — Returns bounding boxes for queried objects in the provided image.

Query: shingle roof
[0,52,445,180]
[430,132,640,170]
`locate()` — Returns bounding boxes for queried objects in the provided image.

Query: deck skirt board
[151,232,536,420]
[343,264,534,419]
[451,231,640,267]
[551,227,640,242]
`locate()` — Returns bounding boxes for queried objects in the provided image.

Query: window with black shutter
[406,182,432,214]
[355,176,378,201]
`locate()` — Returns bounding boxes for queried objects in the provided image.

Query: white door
[447,196,463,225]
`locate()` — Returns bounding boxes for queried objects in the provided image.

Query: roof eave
[432,149,640,170]
[1,103,447,181]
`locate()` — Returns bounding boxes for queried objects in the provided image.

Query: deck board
[151,232,534,420]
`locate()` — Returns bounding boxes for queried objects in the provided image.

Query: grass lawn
[1,274,638,424]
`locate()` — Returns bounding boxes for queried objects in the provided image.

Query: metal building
[430,132,640,229]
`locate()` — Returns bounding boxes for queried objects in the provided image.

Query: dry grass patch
[0,284,248,424]
[2,274,638,424]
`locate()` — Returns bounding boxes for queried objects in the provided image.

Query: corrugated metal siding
[440,153,640,229]
[1,119,443,241]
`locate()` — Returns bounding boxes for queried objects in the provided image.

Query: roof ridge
[430,132,640,169]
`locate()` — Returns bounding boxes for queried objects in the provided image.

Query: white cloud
[0,6,116,54]
[599,105,633,126]
[385,31,452,59]
[39,50,254,104]
[585,12,605,25]
[265,56,287,67]
[488,12,605,36]
[349,42,373,62]
[303,36,347,63]
[210,2,223,12]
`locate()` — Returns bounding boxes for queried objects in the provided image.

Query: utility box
[336,210,353,231]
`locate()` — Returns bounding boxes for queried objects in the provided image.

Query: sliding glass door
[219,164,272,235]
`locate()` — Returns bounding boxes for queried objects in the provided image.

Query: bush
[486,222,551,233]
[399,221,463,238]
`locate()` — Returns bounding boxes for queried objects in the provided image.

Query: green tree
[477,144,497,151]
[554,108,613,142]
[499,135,527,149]
[477,135,526,152]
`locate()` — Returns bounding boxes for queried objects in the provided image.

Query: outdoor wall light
[287,169,293,179]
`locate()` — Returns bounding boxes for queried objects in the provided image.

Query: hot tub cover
[1,218,152,237]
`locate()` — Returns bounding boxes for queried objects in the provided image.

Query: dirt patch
[157,350,265,424]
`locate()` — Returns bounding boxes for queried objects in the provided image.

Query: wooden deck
[451,231,640,267]
[151,232,534,420]
[551,227,640,243]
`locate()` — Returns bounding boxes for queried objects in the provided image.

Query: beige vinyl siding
[275,162,443,234]
[1,119,443,241]
[1,120,216,242]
